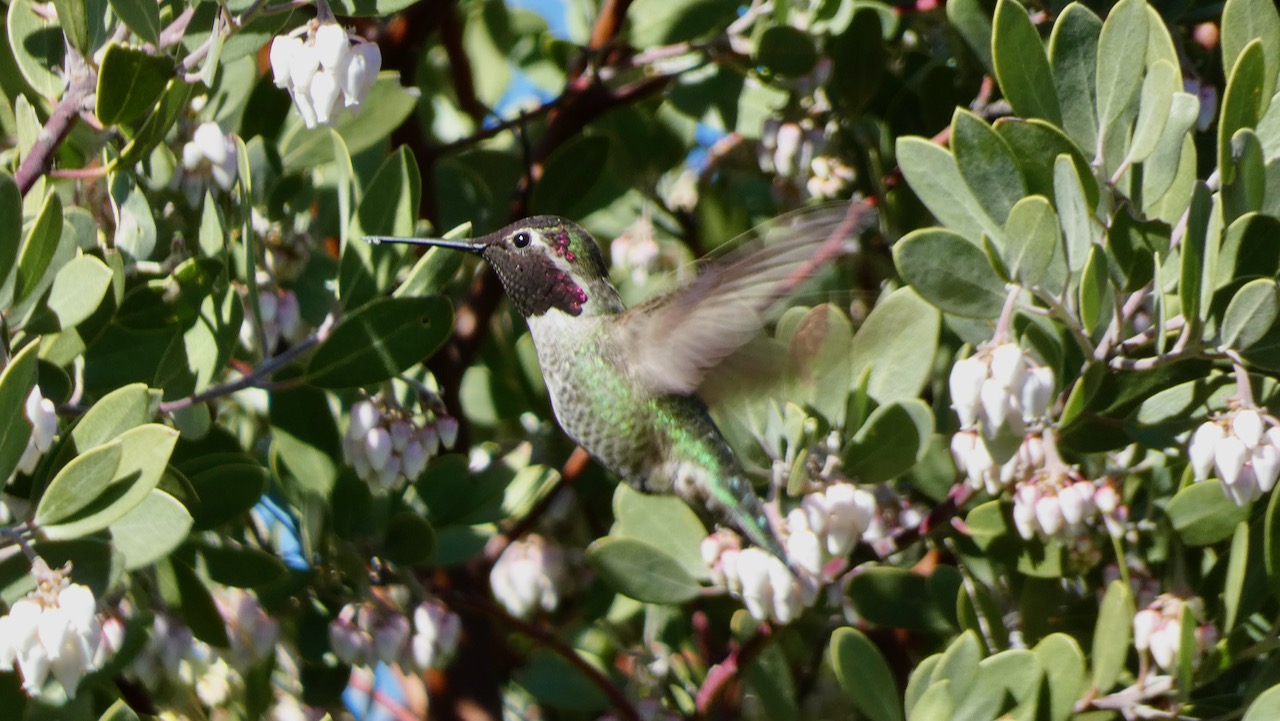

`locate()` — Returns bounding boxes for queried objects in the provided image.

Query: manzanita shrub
[2,0,1280,717]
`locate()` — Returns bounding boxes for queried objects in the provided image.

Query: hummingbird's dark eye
[512,231,532,248]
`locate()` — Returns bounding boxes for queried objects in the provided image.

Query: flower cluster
[1011,474,1125,541]
[181,122,238,193]
[1133,595,1215,673]
[0,559,114,698]
[758,119,854,201]
[241,284,305,355]
[701,530,816,624]
[129,612,195,688]
[490,534,569,619]
[951,429,1044,496]
[269,21,381,129]
[950,342,1055,437]
[214,588,279,670]
[329,598,460,671]
[17,385,57,477]
[1188,408,1280,505]
[342,398,458,492]
[251,208,312,283]
[610,217,663,285]
[786,482,878,577]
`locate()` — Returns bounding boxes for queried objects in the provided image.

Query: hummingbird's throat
[496,252,588,317]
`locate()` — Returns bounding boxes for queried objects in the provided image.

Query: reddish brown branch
[15,50,96,196]
[694,623,774,718]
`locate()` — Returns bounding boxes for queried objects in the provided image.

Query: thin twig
[694,623,773,717]
[15,49,96,196]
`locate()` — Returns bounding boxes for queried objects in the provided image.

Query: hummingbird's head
[369,216,622,318]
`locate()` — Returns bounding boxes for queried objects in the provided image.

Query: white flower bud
[401,440,427,480]
[328,607,369,666]
[1234,410,1265,450]
[411,600,460,671]
[767,556,803,624]
[389,420,413,452]
[979,378,1010,431]
[371,613,410,664]
[1133,608,1159,651]
[1189,422,1225,481]
[801,491,830,536]
[785,514,823,578]
[376,456,402,491]
[258,290,278,323]
[736,548,773,622]
[988,343,1027,390]
[1034,494,1064,537]
[192,122,229,166]
[1214,435,1248,488]
[964,435,995,490]
[1253,442,1280,493]
[350,401,380,438]
[182,141,204,170]
[1094,483,1120,514]
[1149,621,1179,671]
[314,23,350,70]
[269,35,302,88]
[310,69,342,125]
[290,42,321,89]
[1223,465,1259,506]
[1058,484,1085,525]
[436,416,459,449]
[417,425,440,457]
[1019,366,1054,421]
[773,123,803,178]
[948,357,987,428]
[1012,497,1036,540]
[365,427,393,472]
[950,431,974,475]
[291,87,319,129]
[341,42,381,107]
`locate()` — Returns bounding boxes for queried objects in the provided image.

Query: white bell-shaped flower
[948,356,987,428]
[1214,435,1249,489]
[1253,442,1280,493]
[315,23,350,70]
[342,42,382,107]
[988,343,1026,390]
[310,69,343,125]
[1019,366,1055,421]
[365,427,393,472]
[269,35,303,88]
[1188,422,1225,481]
[1233,409,1265,450]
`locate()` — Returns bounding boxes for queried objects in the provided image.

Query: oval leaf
[307,296,454,388]
[34,441,123,527]
[894,229,1007,318]
[1166,480,1252,545]
[108,489,193,569]
[586,536,702,605]
[830,627,904,721]
[1221,278,1279,350]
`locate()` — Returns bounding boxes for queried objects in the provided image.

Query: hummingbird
[368,201,875,561]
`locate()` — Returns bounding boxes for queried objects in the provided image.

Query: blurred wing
[615,200,877,396]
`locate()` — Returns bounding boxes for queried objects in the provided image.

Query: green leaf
[947,0,994,73]
[1224,129,1267,222]
[153,285,243,400]
[107,0,160,44]
[199,542,288,588]
[41,424,178,541]
[844,400,933,483]
[0,173,19,290]
[612,485,710,581]
[1094,0,1148,151]
[1220,40,1267,185]
[7,0,65,97]
[186,463,269,530]
[383,511,437,566]
[34,441,123,527]
[1221,278,1279,350]
[954,650,1041,721]
[50,0,87,53]
[1221,0,1280,108]
[755,25,817,77]
[830,627,904,721]
[585,536,702,605]
[1091,579,1134,693]
[1142,94,1200,206]
[306,296,453,388]
[111,173,157,260]
[786,303,854,424]
[530,136,612,218]
[1179,187,1213,328]
[108,489,193,569]
[849,288,940,404]
[909,681,955,719]
[847,567,955,633]
[895,137,1001,243]
[992,0,1061,124]
[1266,487,1280,598]
[1245,685,1280,721]
[514,649,610,712]
[1124,60,1177,165]
[1166,481,1252,545]
[355,146,422,238]
[1225,521,1250,631]
[270,385,340,498]
[1032,634,1086,721]
[625,0,738,46]
[0,343,38,482]
[16,191,62,305]
[1048,4,1102,152]
[158,556,229,647]
[931,630,982,699]
[25,255,114,333]
[1003,195,1059,287]
[95,44,174,125]
[894,228,1008,318]
[951,109,1025,224]
[325,0,418,16]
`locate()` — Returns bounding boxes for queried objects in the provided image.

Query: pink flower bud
[1058,484,1085,525]
[1035,495,1064,537]
[436,416,459,449]
[1094,483,1120,515]
[389,420,413,452]
[401,440,427,480]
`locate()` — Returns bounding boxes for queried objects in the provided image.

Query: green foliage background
[2,0,1280,718]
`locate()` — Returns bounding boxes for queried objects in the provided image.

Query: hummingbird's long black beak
[364,235,485,254]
